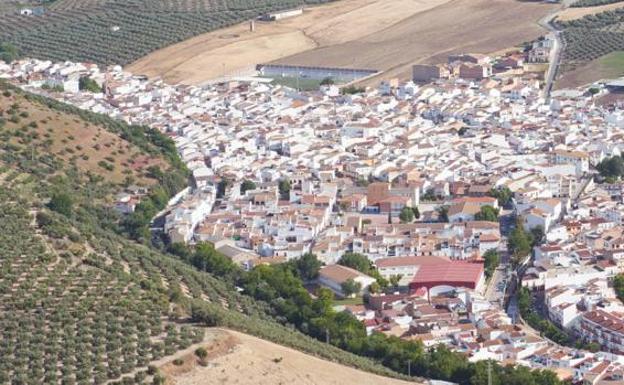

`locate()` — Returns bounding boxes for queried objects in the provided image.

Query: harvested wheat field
[128,0,555,85]
[160,329,418,385]
[277,0,556,84]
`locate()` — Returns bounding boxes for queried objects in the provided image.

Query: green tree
[423,188,437,201]
[508,219,533,266]
[192,242,238,279]
[474,205,499,222]
[489,186,513,207]
[320,77,334,85]
[530,226,545,247]
[78,76,102,93]
[341,279,362,297]
[338,253,373,274]
[338,253,388,288]
[368,281,381,294]
[389,274,403,288]
[278,179,291,200]
[436,206,449,222]
[411,206,420,219]
[597,156,624,179]
[483,249,500,279]
[240,180,256,194]
[0,42,19,63]
[613,274,624,301]
[47,192,73,216]
[294,252,322,281]
[216,178,231,198]
[399,207,414,223]
[194,347,208,359]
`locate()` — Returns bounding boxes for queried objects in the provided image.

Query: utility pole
[407,360,411,377]
[325,328,329,344]
[487,360,492,385]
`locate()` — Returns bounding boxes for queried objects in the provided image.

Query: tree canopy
[475,205,499,222]
[341,279,362,297]
[47,192,73,216]
[0,43,19,63]
[399,207,415,223]
[508,218,533,266]
[597,155,624,180]
[79,76,102,93]
[240,180,256,194]
[278,179,291,200]
[489,186,513,207]
[294,252,322,281]
[436,206,449,222]
[483,249,500,279]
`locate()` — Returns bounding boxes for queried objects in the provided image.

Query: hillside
[0,82,416,384]
[0,0,336,66]
[555,4,624,83]
[156,329,415,385]
[0,85,169,187]
[0,82,566,385]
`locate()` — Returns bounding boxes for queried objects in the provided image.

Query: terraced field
[0,0,335,65]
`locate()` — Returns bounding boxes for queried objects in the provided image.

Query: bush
[47,192,73,217]
[195,347,208,359]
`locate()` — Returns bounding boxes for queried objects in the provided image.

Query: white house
[318,265,376,297]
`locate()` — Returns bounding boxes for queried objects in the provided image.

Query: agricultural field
[556,2,624,21]
[130,0,556,85]
[0,87,168,186]
[571,0,624,7]
[0,0,337,65]
[555,6,624,82]
[0,82,412,385]
[556,51,624,88]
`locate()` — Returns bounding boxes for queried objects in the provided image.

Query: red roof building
[409,261,485,292]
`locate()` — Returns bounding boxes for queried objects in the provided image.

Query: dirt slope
[162,329,418,385]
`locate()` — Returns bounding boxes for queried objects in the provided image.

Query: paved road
[485,266,508,306]
[538,11,563,101]
[572,174,594,203]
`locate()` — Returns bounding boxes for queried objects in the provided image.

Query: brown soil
[163,329,418,385]
[128,0,555,86]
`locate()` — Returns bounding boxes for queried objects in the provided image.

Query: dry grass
[128,0,556,86]
[163,328,418,385]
